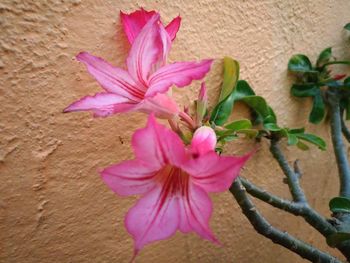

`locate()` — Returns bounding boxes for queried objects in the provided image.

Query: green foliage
[288,54,314,73]
[345,23,350,31]
[316,47,332,68]
[329,197,350,213]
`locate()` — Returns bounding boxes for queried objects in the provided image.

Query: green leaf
[309,91,326,124]
[218,57,240,102]
[289,128,305,134]
[327,232,350,247]
[291,84,318,97]
[225,119,252,131]
[236,129,259,138]
[316,47,332,68]
[232,80,256,99]
[296,141,309,151]
[222,135,238,142]
[288,54,313,72]
[296,133,326,150]
[329,197,350,213]
[264,123,282,131]
[241,96,270,119]
[267,106,277,123]
[345,23,350,31]
[287,133,298,145]
[210,80,255,125]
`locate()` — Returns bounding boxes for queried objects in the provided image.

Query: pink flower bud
[191,126,217,156]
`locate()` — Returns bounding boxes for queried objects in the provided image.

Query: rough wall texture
[1,0,350,262]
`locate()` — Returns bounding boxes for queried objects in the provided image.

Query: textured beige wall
[1,0,350,262]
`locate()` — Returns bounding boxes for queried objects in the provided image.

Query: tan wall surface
[1,0,350,262]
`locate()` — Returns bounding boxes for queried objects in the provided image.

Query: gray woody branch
[230,178,343,263]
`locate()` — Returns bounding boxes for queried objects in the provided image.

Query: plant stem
[340,109,350,143]
[240,177,336,237]
[327,89,350,197]
[269,139,307,203]
[230,178,342,263]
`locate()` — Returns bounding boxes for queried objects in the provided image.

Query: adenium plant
[66,8,350,263]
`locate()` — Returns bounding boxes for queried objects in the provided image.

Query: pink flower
[64,13,212,118]
[120,8,181,44]
[101,115,252,255]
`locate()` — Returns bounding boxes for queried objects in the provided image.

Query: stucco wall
[1,0,350,262]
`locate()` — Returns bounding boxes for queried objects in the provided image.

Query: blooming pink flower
[64,13,212,118]
[101,115,252,255]
[120,8,181,44]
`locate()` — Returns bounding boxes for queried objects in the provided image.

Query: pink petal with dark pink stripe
[146,59,213,97]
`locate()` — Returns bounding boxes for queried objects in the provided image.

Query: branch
[240,177,336,237]
[340,109,350,143]
[327,89,350,197]
[269,139,307,203]
[230,178,343,263]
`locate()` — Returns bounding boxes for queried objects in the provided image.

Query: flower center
[156,165,190,197]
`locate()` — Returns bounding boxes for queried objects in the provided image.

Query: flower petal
[101,160,158,196]
[120,8,157,44]
[165,16,181,41]
[137,93,179,119]
[63,92,136,117]
[126,14,163,87]
[183,152,253,193]
[120,9,181,44]
[178,182,218,243]
[146,59,213,97]
[125,186,180,253]
[132,115,187,167]
[191,126,217,156]
[76,52,145,100]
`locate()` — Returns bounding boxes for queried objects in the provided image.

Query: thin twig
[230,178,343,263]
[269,139,307,203]
[240,177,336,237]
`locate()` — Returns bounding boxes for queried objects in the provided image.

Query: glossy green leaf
[289,128,305,134]
[241,96,270,119]
[327,232,350,248]
[264,123,281,131]
[329,197,350,213]
[210,80,255,125]
[291,84,318,97]
[288,54,313,72]
[287,133,298,145]
[225,119,252,131]
[316,47,332,68]
[267,106,277,124]
[309,91,325,124]
[296,141,309,151]
[345,23,350,31]
[296,133,326,150]
[218,57,240,102]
